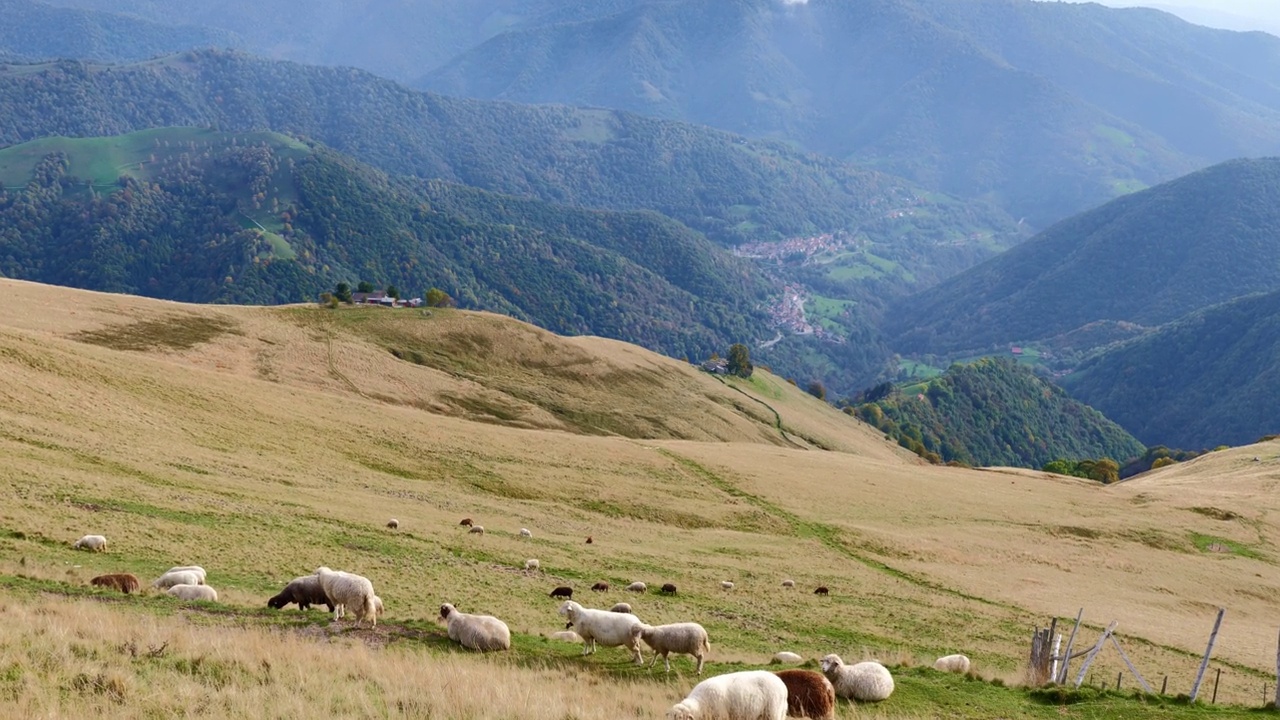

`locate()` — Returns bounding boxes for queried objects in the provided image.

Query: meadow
[2,278,1279,718]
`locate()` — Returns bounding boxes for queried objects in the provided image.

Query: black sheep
[267,575,335,612]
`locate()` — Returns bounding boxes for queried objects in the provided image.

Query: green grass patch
[1190,533,1266,561]
[73,314,241,352]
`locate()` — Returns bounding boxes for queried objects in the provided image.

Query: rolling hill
[887,158,1280,358]
[419,0,1280,227]
[3,279,1280,716]
[1063,289,1280,449]
[0,0,237,63]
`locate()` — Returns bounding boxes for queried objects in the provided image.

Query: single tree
[386,284,401,301]
[807,381,827,401]
[425,287,455,308]
[356,280,375,294]
[334,282,352,303]
[726,343,753,378]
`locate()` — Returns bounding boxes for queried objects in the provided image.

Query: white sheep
[773,651,803,664]
[386,519,399,530]
[819,654,894,702]
[519,528,532,539]
[439,603,510,651]
[667,670,787,720]
[721,581,735,590]
[610,602,633,614]
[781,579,796,589]
[468,525,485,535]
[525,558,540,572]
[315,566,379,627]
[633,622,710,674]
[550,630,583,643]
[72,535,107,552]
[151,570,203,590]
[934,654,971,674]
[163,565,207,584]
[557,600,644,663]
[626,581,647,593]
[167,584,218,602]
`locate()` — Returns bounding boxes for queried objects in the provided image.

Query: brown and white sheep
[774,669,836,719]
[90,573,139,594]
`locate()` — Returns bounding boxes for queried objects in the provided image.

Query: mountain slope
[851,357,1145,468]
[1063,289,1280,449]
[887,158,1280,356]
[419,0,1280,226]
[0,0,237,63]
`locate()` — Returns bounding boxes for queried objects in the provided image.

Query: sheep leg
[695,654,704,675]
[663,653,671,673]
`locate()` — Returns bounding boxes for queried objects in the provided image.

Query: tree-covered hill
[851,357,1145,469]
[419,0,1280,227]
[1062,290,1280,450]
[0,0,237,63]
[887,158,1280,357]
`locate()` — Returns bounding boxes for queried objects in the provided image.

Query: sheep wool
[934,654,971,674]
[168,584,218,602]
[519,528,532,539]
[468,525,485,535]
[163,566,207,584]
[152,570,203,590]
[72,535,107,552]
[633,622,710,674]
[609,602,633,614]
[781,579,796,588]
[626,581,647,593]
[820,655,894,702]
[772,651,803,664]
[315,566,379,627]
[667,670,787,720]
[440,603,510,651]
[550,630,583,643]
[525,558,540,572]
[557,600,644,662]
[774,670,836,720]
[721,581,735,590]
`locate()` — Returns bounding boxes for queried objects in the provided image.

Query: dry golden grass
[2,278,1280,714]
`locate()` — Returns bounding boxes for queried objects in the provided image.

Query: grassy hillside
[4,280,1280,717]
[1063,289,1280,449]
[0,0,237,63]
[888,158,1280,357]
[852,357,1145,468]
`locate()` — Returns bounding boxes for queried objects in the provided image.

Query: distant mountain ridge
[0,0,237,63]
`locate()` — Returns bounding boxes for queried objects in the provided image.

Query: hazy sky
[1038,0,1280,35]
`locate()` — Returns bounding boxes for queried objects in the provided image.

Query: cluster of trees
[1041,458,1120,484]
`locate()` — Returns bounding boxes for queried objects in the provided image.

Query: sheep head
[666,700,697,720]
[820,654,844,675]
[556,600,580,618]
[439,603,456,620]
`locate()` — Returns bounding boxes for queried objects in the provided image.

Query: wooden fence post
[1058,608,1084,684]
[1189,607,1225,702]
[1050,632,1063,684]
[1073,620,1118,689]
[1274,629,1280,709]
[1161,676,1167,695]
[1212,668,1222,704]
[1109,634,1153,694]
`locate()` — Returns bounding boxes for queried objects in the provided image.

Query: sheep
[167,584,218,602]
[459,517,473,527]
[525,559,540,572]
[633,622,710,674]
[933,654,971,674]
[585,535,593,544]
[772,651,803,664]
[151,570,203,590]
[774,670,836,720]
[439,603,510,651]
[557,600,644,663]
[372,595,385,619]
[819,655,894,702]
[550,630,583,643]
[610,602,633,614]
[626,581,647,593]
[813,586,829,596]
[781,579,796,589]
[163,566,207,584]
[315,566,379,627]
[267,575,335,612]
[721,581,735,590]
[591,581,610,592]
[386,519,399,530]
[666,670,787,720]
[90,573,139,594]
[72,534,107,552]
[519,528,532,539]
[467,525,485,536]
[660,583,678,595]
[550,586,573,599]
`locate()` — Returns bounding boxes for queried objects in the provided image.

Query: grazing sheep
[267,575,334,612]
[519,528,532,539]
[633,622,710,674]
[550,586,573,599]
[151,570,203,590]
[610,602,633,614]
[525,559,540,572]
[373,595,385,618]
[439,603,510,651]
[660,583,678,595]
[591,581,610,592]
[72,534,107,552]
[459,518,473,527]
[167,584,218,602]
[468,525,485,535]
[386,519,399,530]
[90,573,139,594]
[315,566,379,627]
[721,581,735,590]
[585,536,593,544]
[781,579,796,589]
[933,654,971,674]
[813,586,829,596]
[667,670,787,720]
[163,566,207,583]
[819,655,894,702]
[550,630,583,643]
[773,651,803,664]
[557,600,644,663]
[774,670,836,720]
[626,581,647,593]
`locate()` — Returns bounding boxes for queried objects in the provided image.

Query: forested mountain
[0,128,780,364]
[419,0,1280,227]
[0,0,236,63]
[852,358,1145,468]
[1063,290,1280,450]
[887,158,1280,357]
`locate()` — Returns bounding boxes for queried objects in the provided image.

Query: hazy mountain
[0,0,237,63]
[887,158,1280,356]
